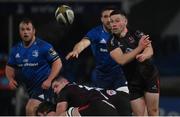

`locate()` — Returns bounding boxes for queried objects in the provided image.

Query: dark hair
[110,9,127,18]
[36,101,56,115]
[100,6,118,16]
[19,18,35,28]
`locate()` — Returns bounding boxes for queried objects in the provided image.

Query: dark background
[0,0,180,115]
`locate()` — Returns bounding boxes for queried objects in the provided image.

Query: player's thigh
[130,97,146,116]
[144,92,159,111]
[26,98,41,114]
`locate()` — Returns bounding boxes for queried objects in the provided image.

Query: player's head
[51,76,69,94]
[36,101,56,116]
[100,6,116,31]
[19,18,36,44]
[110,10,128,35]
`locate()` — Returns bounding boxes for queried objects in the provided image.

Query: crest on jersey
[128,36,135,43]
[106,90,117,96]
[49,48,57,56]
[32,50,39,57]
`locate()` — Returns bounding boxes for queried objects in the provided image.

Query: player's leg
[26,98,41,115]
[130,97,146,116]
[145,70,160,116]
[145,92,159,116]
[78,100,118,116]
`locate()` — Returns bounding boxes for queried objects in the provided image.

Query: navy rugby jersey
[7,38,59,92]
[108,30,158,81]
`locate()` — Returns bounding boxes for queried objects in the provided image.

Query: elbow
[53,58,63,70]
[112,58,126,66]
[116,60,127,66]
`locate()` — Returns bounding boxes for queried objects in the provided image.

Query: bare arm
[110,35,151,65]
[5,65,17,89]
[55,101,68,116]
[66,38,91,60]
[110,46,143,65]
[42,58,62,89]
[136,43,153,62]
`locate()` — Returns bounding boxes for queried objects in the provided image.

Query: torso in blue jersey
[7,38,59,93]
[85,25,127,89]
[85,25,120,72]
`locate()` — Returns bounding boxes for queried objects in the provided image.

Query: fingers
[66,51,78,60]
[9,80,18,89]
[136,54,145,62]
[139,35,151,49]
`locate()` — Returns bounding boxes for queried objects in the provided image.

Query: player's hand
[65,51,79,60]
[136,53,147,62]
[9,79,18,90]
[138,35,151,49]
[41,79,51,89]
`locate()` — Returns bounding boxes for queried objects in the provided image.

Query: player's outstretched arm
[66,38,91,60]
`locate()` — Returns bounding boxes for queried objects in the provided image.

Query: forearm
[142,45,153,59]
[111,46,143,65]
[73,38,90,54]
[47,58,62,81]
[5,65,15,81]
[121,46,143,64]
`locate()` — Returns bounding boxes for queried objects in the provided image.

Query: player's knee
[26,102,38,115]
[148,107,159,116]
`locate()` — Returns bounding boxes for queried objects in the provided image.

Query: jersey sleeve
[133,30,144,41]
[7,47,17,68]
[84,28,97,42]
[43,43,60,63]
[107,36,119,52]
[56,88,69,103]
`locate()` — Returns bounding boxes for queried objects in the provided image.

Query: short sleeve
[44,43,59,63]
[7,47,17,67]
[85,28,97,42]
[56,88,68,103]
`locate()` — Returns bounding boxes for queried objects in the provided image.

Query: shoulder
[11,42,22,52]
[35,38,53,51]
[35,38,52,47]
[128,28,144,39]
[88,25,103,33]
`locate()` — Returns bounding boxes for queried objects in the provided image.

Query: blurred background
[0,0,180,116]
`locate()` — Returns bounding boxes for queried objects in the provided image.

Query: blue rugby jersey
[85,25,127,89]
[85,25,121,72]
[7,38,59,93]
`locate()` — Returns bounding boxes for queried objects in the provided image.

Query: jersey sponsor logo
[106,90,117,96]
[152,85,157,90]
[100,48,108,52]
[118,42,124,47]
[24,63,38,67]
[23,59,28,63]
[49,48,57,56]
[99,38,107,44]
[32,50,39,57]
[15,53,20,58]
